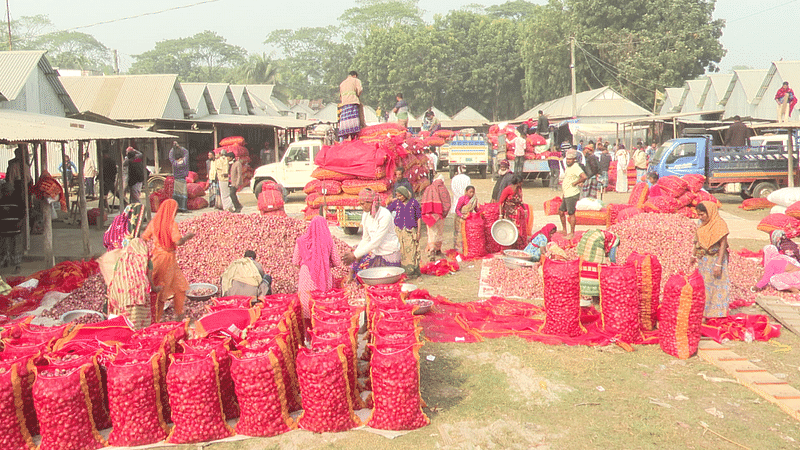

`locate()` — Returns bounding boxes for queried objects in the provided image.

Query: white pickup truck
[250,139,323,198]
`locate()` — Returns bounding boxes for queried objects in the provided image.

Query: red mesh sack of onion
[106,351,169,446]
[461,212,487,259]
[625,252,662,331]
[540,258,583,337]
[599,263,642,343]
[230,347,296,437]
[367,342,430,430]
[33,364,107,450]
[181,337,239,420]
[0,358,35,450]
[44,352,111,431]
[296,345,361,432]
[242,332,303,413]
[165,352,235,444]
[658,270,706,359]
[309,328,363,409]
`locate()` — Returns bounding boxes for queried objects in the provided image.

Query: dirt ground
[7,174,800,449]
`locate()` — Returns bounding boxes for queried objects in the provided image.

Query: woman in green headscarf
[387,186,422,277]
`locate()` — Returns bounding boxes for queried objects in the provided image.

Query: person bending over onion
[294,216,342,325]
[220,250,272,298]
[343,188,402,277]
[752,244,800,294]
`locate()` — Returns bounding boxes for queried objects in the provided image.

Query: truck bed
[708,145,799,183]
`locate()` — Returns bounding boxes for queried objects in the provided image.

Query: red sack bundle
[0,359,34,450]
[295,345,361,433]
[627,182,649,207]
[258,188,284,213]
[462,212,487,259]
[682,174,705,193]
[341,177,390,195]
[186,171,199,183]
[181,338,239,420]
[677,206,699,219]
[315,180,343,195]
[45,352,111,431]
[86,208,106,226]
[757,213,800,238]
[166,352,235,444]
[659,270,706,359]
[107,352,169,446]
[656,175,689,197]
[505,150,515,161]
[785,201,800,219]
[676,190,697,207]
[607,203,629,225]
[219,136,245,146]
[311,167,353,181]
[241,333,302,413]
[740,197,775,211]
[481,203,502,254]
[367,343,429,431]
[162,176,175,198]
[310,329,362,409]
[643,196,682,214]
[186,182,206,199]
[33,365,107,450]
[625,252,662,331]
[695,190,719,205]
[230,347,296,437]
[0,354,37,438]
[598,264,641,343]
[541,259,583,336]
[187,197,208,210]
[423,136,445,147]
[543,197,563,216]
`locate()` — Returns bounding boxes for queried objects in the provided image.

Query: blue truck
[648,133,798,199]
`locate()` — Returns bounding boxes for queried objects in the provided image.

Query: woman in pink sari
[293,216,342,325]
[752,245,800,294]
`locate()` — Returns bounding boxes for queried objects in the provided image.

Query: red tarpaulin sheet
[0,260,98,316]
[315,140,393,179]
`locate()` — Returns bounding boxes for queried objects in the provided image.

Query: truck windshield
[664,143,697,165]
[652,142,671,164]
[286,146,310,162]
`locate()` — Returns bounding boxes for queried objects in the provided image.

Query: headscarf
[359,188,379,217]
[771,230,787,247]
[771,229,800,261]
[696,201,729,250]
[531,223,557,242]
[149,198,179,251]
[421,178,451,227]
[106,238,150,312]
[221,258,263,293]
[296,216,334,291]
[395,186,411,202]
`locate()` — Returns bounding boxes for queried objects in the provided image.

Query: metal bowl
[357,266,406,286]
[404,298,434,315]
[503,249,533,261]
[500,255,537,270]
[186,283,219,302]
[60,309,106,323]
[491,219,519,246]
[401,283,418,293]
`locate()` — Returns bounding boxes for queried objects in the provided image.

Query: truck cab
[250,139,323,198]
[648,137,709,179]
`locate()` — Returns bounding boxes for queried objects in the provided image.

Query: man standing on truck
[338,71,363,141]
[393,93,409,129]
[536,110,549,135]
[725,115,750,147]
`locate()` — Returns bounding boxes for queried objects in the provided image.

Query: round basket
[187,283,218,302]
[404,298,433,315]
[491,219,519,246]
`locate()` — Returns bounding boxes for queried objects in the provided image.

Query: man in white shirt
[342,188,401,273]
[512,127,527,176]
[83,151,98,199]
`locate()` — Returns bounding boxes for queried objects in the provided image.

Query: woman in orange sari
[141,199,195,321]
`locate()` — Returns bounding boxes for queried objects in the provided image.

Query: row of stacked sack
[0,287,427,449]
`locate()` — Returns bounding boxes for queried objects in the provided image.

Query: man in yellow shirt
[559,150,587,239]
[338,71,363,141]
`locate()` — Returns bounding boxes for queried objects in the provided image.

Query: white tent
[515,86,651,124]
[720,69,769,120]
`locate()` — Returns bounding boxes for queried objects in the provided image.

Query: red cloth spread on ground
[420,259,459,276]
[315,140,394,180]
[701,314,781,343]
[0,260,98,316]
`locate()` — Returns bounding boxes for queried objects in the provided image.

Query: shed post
[60,143,69,213]
[119,141,127,211]
[143,143,152,221]
[790,127,796,188]
[40,142,54,267]
[78,141,90,257]
[153,138,160,174]
[96,141,105,228]
[22,144,30,252]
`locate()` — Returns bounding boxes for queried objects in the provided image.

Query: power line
[727,0,799,23]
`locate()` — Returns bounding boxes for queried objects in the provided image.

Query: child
[454,185,480,253]
[387,186,422,277]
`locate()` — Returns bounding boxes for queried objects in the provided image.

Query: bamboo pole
[77,141,90,257]
[143,143,152,220]
[96,141,105,228]
[40,142,54,267]
[153,138,160,174]
[119,141,126,211]
[22,144,30,252]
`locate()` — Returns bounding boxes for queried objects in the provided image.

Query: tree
[484,0,540,19]
[130,31,246,82]
[8,15,111,72]
[232,53,289,100]
[339,0,424,42]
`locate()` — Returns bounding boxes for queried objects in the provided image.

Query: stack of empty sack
[420,129,454,149]
[757,187,800,238]
[537,254,706,357]
[149,172,210,212]
[257,181,286,216]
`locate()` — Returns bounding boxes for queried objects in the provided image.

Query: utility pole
[6,0,12,50]
[570,36,577,119]
[113,49,119,74]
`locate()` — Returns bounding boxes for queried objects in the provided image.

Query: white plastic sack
[771,205,788,215]
[576,198,604,211]
[767,188,800,207]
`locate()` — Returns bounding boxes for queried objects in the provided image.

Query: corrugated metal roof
[0,110,177,141]
[206,83,238,114]
[178,113,314,128]
[707,74,733,102]
[515,86,650,121]
[180,82,216,115]
[685,79,708,108]
[734,69,769,103]
[0,50,44,102]
[61,74,192,120]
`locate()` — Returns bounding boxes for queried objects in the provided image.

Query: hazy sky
[7,0,798,75]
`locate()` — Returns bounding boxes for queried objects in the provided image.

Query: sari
[771,230,800,263]
[421,179,451,253]
[524,224,557,262]
[695,201,730,317]
[499,185,531,248]
[756,245,800,291]
[141,199,189,321]
[99,238,152,329]
[103,203,144,250]
[293,216,342,319]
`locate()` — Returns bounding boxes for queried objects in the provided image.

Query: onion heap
[42,273,107,320]
[483,257,544,299]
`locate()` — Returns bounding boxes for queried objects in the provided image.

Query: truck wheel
[449,166,456,178]
[343,226,359,235]
[253,180,264,200]
[478,165,487,179]
[739,189,752,200]
[753,182,778,199]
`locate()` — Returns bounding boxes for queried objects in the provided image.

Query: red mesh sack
[598,264,641,343]
[481,203,502,254]
[0,354,38,436]
[242,334,302,413]
[310,328,362,409]
[45,352,111,431]
[676,190,697,207]
[461,212,487,259]
[677,206,699,219]
[106,351,169,446]
[627,182,649,207]
[575,209,609,226]
[785,201,800,218]
[187,197,208,210]
[341,178,390,195]
[186,182,205,199]
[757,213,800,238]
[219,136,245,146]
[186,171,198,183]
[149,193,162,212]
[13,323,68,344]
[367,343,429,430]
[311,168,353,181]
[683,174,705,193]
[86,208,106,226]
[166,352,235,444]
[659,270,706,359]
[543,197,563,216]
[258,188,284,213]
[303,180,320,194]
[162,176,175,198]
[625,252,662,331]
[695,190,720,205]
[607,203,629,225]
[0,360,34,450]
[643,196,682,214]
[656,175,689,197]
[181,338,239,420]
[314,180,343,195]
[230,347,296,437]
[33,365,107,450]
[541,259,583,336]
[295,345,361,433]
[741,197,775,211]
